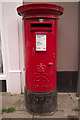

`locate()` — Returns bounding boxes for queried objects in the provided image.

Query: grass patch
[58,104,60,106]
[2,107,15,114]
[72,108,80,112]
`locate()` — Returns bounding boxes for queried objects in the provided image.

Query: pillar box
[17,3,64,114]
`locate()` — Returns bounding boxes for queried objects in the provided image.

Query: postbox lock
[48,62,54,66]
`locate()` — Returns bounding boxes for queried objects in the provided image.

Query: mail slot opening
[31,24,52,27]
[30,23,52,32]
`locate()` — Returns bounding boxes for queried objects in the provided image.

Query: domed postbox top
[17,3,64,19]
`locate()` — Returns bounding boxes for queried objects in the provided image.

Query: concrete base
[25,88,57,114]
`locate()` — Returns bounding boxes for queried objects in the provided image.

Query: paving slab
[58,93,79,118]
[63,109,78,118]
[33,111,66,118]
[2,95,19,109]
[58,93,75,109]
[2,92,11,96]
[13,96,26,111]
[2,111,33,118]
[2,94,26,111]
[69,93,78,108]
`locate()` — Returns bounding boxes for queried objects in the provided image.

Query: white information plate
[36,34,46,51]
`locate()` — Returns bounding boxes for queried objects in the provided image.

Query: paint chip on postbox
[36,34,46,51]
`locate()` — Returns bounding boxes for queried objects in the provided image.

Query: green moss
[2,107,15,114]
[72,108,80,112]
[57,102,60,108]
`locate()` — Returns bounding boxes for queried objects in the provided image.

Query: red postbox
[17,3,64,114]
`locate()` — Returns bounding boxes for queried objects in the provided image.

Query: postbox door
[24,20,57,92]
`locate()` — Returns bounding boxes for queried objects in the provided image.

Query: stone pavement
[1,92,80,119]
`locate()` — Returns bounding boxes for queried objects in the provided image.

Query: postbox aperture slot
[30,23,52,32]
[31,24,52,27]
[36,34,46,51]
